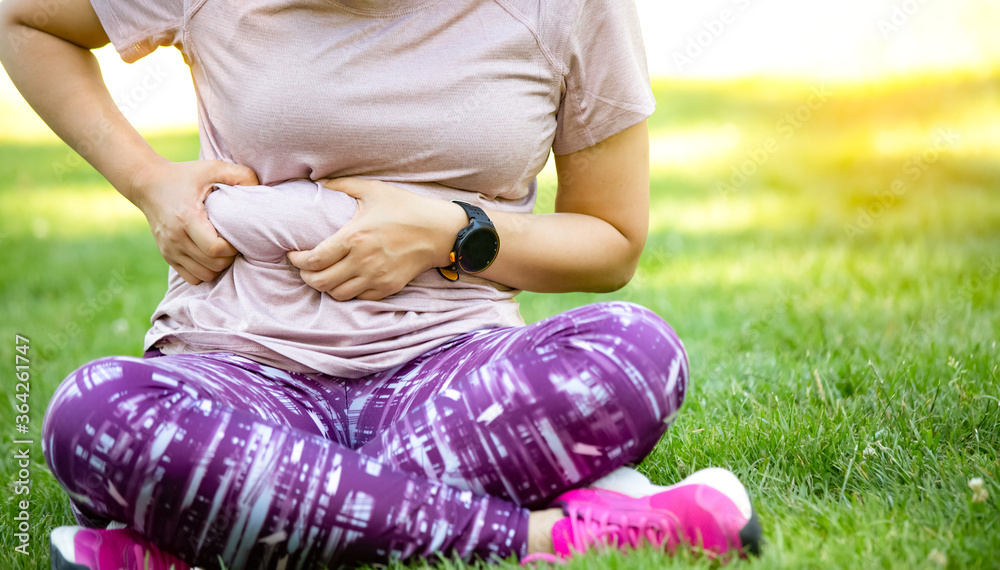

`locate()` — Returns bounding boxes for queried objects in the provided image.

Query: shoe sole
[739,509,763,556]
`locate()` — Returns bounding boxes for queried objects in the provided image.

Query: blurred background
[1,2,998,568]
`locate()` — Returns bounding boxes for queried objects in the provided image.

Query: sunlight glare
[1,186,147,237]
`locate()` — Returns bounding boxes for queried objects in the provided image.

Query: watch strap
[453,201,489,225]
[438,200,493,282]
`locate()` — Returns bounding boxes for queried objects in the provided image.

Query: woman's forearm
[412,191,645,294]
[476,210,643,293]
[445,122,651,294]
[0,4,164,203]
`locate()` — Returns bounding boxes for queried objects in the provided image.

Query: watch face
[458,227,499,273]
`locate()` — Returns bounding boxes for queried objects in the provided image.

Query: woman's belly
[143,180,524,378]
[206,180,355,263]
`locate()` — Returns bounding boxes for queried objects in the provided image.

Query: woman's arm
[0,0,258,284]
[287,120,649,300]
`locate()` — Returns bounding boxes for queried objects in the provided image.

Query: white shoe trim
[679,467,754,520]
[50,526,85,564]
[589,466,667,498]
[590,466,754,520]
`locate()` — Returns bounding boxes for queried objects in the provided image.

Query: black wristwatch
[437,201,500,282]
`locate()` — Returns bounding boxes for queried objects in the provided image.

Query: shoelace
[522,504,673,566]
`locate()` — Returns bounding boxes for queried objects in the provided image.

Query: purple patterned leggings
[42,302,688,569]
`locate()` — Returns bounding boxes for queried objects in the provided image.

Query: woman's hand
[130,159,260,284]
[292,121,650,298]
[287,178,466,301]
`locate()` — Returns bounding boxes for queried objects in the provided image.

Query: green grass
[2,74,999,569]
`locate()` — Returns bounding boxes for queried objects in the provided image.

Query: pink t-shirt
[92,0,656,377]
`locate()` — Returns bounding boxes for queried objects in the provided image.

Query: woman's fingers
[171,251,219,284]
[328,276,371,302]
[321,177,367,200]
[354,288,391,302]
[168,238,234,284]
[287,232,352,272]
[296,260,355,294]
[167,231,234,284]
[209,160,260,187]
[187,211,239,260]
[169,258,202,285]
[291,245,393,300]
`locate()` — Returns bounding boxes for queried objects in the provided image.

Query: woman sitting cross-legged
[0,0,762,567]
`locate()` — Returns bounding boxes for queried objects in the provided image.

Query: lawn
[1,75,998,569]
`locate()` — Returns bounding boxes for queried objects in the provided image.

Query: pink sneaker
[523,468,761,564]
[50,526,192,570]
